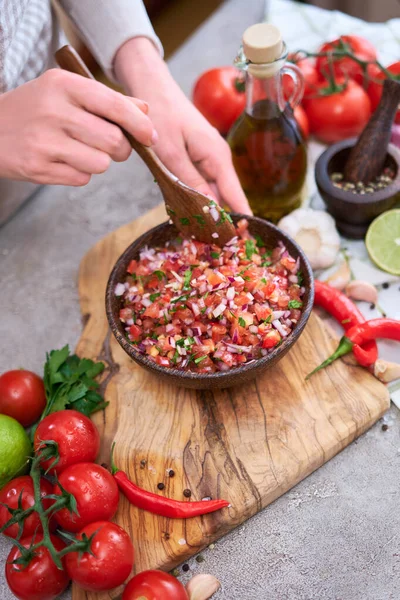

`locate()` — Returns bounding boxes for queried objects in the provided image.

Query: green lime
[0,414,32,489]
[366,209,400,276]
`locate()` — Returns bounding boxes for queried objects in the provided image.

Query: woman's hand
[114,37,251,215]
[0,69,157,186]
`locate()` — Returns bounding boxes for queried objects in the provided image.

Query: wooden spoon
[344,78,400,184]
[55,45,236,246]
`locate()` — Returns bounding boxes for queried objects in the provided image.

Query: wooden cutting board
[73,204,389,600]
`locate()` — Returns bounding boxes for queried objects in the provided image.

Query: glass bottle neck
[245,70,285,118]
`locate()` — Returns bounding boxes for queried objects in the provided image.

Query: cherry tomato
[367,61,400,124]
[303,79,371,144]
[294,105,309,139]
[0,370,46,427]
[316,35,377,85]
[34,410,100,474]
[53,463,119,532]
[122,570,189,600]
[5,534,70,600]
[0,475,55,539]
[284,56,320,100]
[192,67,246,134]
[65,521,134,591]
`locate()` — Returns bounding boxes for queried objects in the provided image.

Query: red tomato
[192,67,246,134]
[0,476,54,539]
[34,410,100,474]
[303,79,371,144]
[129,323,142,341]
[122,570,189,600]
[294,105,309,139]
[316,35,377,85]
[284,56,319,99]
[53,463,119,532]
[5,534,70,600]
[367,61,400,124]
[0,370,46,427]
[65,521,134,591]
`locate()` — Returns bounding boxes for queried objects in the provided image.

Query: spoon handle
[55,45,173,185]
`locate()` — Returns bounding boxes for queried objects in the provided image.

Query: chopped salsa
[116,219,305,373]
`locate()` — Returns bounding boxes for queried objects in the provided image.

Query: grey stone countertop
[1,1,399,599]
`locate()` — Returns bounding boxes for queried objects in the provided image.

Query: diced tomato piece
[129,324,142,341]
[127,259,138,274]
[147,278,160,289]
[254,304,271,322]
[174,308,194,322]
[154,356,170,367]
[220,351,234,366]
[281,256,297,272]
[235,293,250,306]
[260,281,276,298]
[136,264,151,276]
[277,294,290,309]
[143,304,160,318]
[211,324,227,343]
[262,330,281,348]
[240,312,254,327]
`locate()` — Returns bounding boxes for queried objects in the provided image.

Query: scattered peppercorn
[168,469,175,478]
[157,482,165,490]
[382,282,390,289]
[382,424,389,431]
[183,489,192,498]
[171,569,180,578]
[182,564,190,572]
[164,532,171,540]
[140,459,147,468]
[196,555,205,563]
[370,303,376,310]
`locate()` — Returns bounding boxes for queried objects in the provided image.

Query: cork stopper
[242,23,284,77]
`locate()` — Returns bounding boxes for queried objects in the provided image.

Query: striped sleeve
[58,0,163,82]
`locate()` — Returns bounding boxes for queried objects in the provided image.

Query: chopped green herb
[149,292,161,302]
[175,237,182,245]
[254,234,265,248]
[204,292,209,300]
[180,217,190,226]
[154,178,158,183]
[171,294,189,304]
[176,338,186,347]
[261,278,267,284]
[261,260,272,267]
[194,355,207,364]
[167,207,176,216]
[209,200,217,207]
[172,350,180,364]
[183,268,193,290]
[163,313,169,324]
[245,239,257,259]
[238,317,246,327]
[193,215,206,227]
[211,252,220,259]
[153,270,165,281]
[200,307,207,314]
[288,299,303,309]
[262,315,272,324]
[243,276,251,281]
[297,271,304,285]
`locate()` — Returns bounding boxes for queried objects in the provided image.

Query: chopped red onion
[272,320,288,337]
[213,303,226,318]
[226,287,235,300]
[114,283,125,296]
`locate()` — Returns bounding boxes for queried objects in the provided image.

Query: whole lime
[0,414,32,489]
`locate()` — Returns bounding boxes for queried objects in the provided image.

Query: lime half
[0,414,32,489]
[366,209,400,276]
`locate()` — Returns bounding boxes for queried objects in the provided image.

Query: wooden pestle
[344,78,400,184]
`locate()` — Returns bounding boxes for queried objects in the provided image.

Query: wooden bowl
[315,138,400,238]
[105,214,314,390]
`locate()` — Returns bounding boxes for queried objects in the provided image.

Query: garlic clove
[186,573,221,600]
[324,261,351,290]
[278,208,340,271]
[373,359,400,383]
[345,280,378,304]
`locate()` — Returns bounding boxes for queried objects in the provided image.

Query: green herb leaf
[238,317,246,327]
[254,234,265,248]
[288,299,303,309]
[180,217,190,226]
[297,271,304,285]
[149,292,161,302]
[245,240,257,259]
[193,215,206,227]
[194,355,207,364]
[262,315,272,324]
[171,294,189,304]
[153,270,165,281]
[261,278,267,284]
[183,268,192,290]
[210,252,220,259]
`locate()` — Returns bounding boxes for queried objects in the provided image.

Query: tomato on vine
[34,410,100,473]
[5,534,70,600]
[316,35,377,85]
[367,61,400,124]
[53,462,119,532]
[65,521,134,591]
[122,570,189,600]
[0,370,46,427]
[0,475,55,539]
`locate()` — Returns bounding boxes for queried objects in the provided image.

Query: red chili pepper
[111,444,229,519]
[313,280,378,367]
[307,318,400,378]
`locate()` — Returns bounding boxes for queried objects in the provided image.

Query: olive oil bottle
[227,23,307,222]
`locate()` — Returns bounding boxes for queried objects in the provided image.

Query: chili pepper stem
[306,336,353,380]
[110,441,118,475]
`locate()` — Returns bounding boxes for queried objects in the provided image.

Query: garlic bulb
[186,574,221,600]
[346,280,378,304]
[278,209,340,270]
[374,359,400,383]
